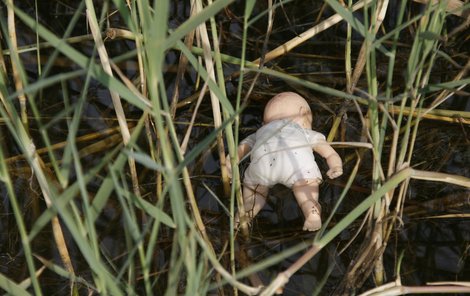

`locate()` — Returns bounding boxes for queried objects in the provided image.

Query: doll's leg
[236,184,269,228]
[293,179,321,231]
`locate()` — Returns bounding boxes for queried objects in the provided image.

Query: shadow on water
[0,0,469,295]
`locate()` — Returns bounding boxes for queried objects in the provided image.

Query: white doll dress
[240,119,326,188]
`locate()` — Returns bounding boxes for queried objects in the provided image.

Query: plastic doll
[228,92,343,231]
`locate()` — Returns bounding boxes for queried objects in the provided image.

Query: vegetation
[0,0,469,295]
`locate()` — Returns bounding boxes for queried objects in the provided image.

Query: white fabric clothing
[241,119,326,187]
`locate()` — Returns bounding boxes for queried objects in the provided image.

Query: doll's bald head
[263,92,312,129]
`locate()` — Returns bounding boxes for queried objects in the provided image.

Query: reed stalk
[5,0,27,126]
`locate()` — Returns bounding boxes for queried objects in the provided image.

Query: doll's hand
[327,167,343,179]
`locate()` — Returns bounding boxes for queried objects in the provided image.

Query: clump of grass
[0,0,469,295]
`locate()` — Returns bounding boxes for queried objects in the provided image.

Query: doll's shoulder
[240,133,257,147]
[305,129,326,143]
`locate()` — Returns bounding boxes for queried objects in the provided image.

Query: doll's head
[263,92,312,129]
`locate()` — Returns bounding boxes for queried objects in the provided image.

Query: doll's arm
[313,141,343,179]
[237,143,252,160]
[226,134,255,178]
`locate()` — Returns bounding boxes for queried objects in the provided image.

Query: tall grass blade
[0,273,30,296]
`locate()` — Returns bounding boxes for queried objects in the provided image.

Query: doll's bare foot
[303,210,322,231]
[301,199,322,231]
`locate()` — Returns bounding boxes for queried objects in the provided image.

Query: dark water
[1,1,469,295]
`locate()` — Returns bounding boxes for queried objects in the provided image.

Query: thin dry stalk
[2,34,95,54]
[327,111,342,142]
[0,43,12,118]
[350,0,389,91]
[426,58,470,116]
[194,0,230,197]
[6,0,28,126]
[389,104,470,125]
[86,8,141,198]
[180,80,208,154]
[411,169,470,187]
[110,62,150,105]
[76,132,123,157]
[5,126,123,164]
[345,0,353,92]
[426,214,470,218]
[7,134,121,178]
[252,0,373,65]
[330,141,374,149]
[0,42,5,75]
[110,59,156,198]
[28,142,76,278]
[360,281,470,296]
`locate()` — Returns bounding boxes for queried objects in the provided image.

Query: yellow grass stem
[195,0,230,197]
[351,0,389,91]
[424,214,470,219]
[0,69,13,120]
[345,0,353,93]
[327,114,342,142]
[28,142,76,281]
[86,5,141,200]
[1,34,96,55]
[4,126,123,163]
[6,0,28,127]
[180,81,209,154]
[206,0,238,199]
[411,169,470,187]
[388,105,470,125]
[360,281,470,296]
[5,133,122,177]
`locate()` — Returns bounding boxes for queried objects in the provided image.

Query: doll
[228,92,343,231]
